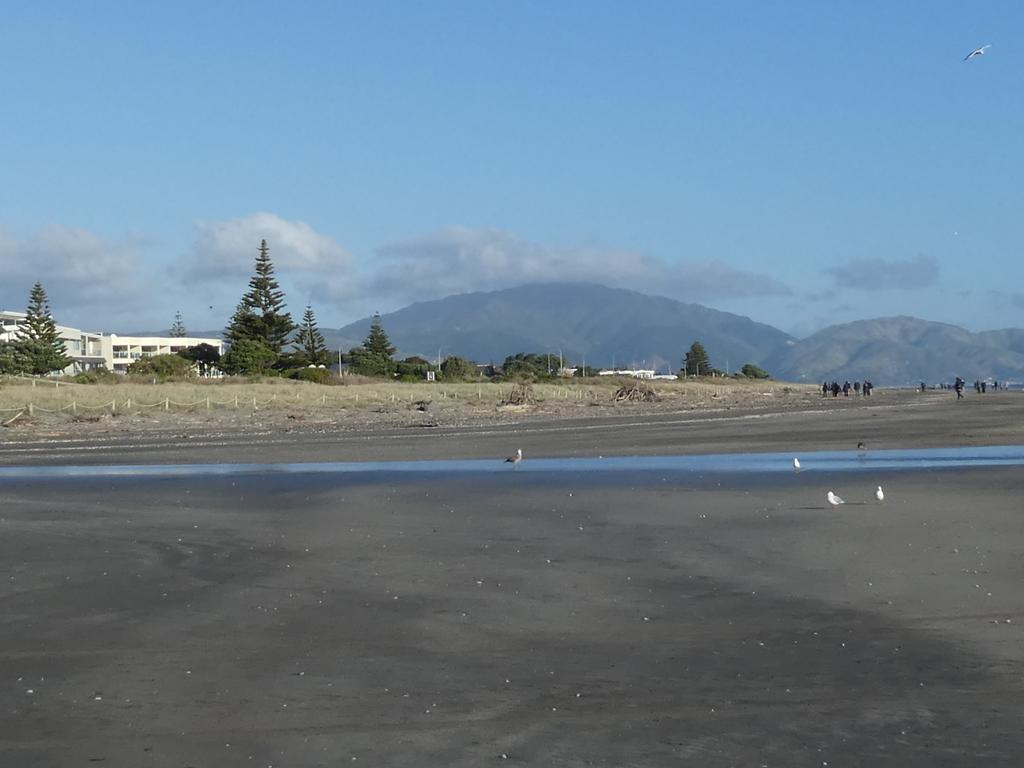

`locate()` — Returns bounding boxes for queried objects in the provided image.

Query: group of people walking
[822,380,873,397]
[948,377,1002,399]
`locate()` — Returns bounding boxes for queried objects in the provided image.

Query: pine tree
[683,341,711,377]
[16,282,72,375]
[350,313,396,376]
[0,340,24,374]
[363,312,395,359]
[224,239,295,355]
[225,300,260,347]
[170,310,187,337]
[293,305,329,366]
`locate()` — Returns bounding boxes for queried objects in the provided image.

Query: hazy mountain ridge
[765,316,1024,385]
[127,286,1024,385]
[330,283,794,372]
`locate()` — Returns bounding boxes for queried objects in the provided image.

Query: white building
[1,310,223,375]
[598,369,657,380]
[101,334,224,374]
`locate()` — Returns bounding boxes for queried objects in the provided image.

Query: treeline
[2,242,774,384]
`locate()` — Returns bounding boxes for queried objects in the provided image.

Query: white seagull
[875,485,885,502]
[793,458,801,472]
[505,448,522,468]
[827,491,845,506]
[964,44,991,61]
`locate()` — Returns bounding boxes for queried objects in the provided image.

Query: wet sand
[1,396,1023,766]
[2,389,1023,467]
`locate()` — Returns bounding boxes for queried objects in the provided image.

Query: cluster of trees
[218,240,330,376]
[343,313,479,381]
[501,353,566,380]
[0,283,73,376]
[2,251,775,388]
[681,341,770,379]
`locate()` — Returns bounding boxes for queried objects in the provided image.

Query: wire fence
[0,382,803,422]
[2,373,806,423]
[0,388,593,414]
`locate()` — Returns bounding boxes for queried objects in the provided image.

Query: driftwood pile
[503,382,536,406]
[613,380,658,402]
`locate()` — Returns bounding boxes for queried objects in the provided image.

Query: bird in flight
[827,491,845,506]
[964,44,991,61]
[505,448,522,468]
[875,485,885,502]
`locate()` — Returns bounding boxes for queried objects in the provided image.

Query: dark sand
[1,395,1023,766]
[2,389,1024,467]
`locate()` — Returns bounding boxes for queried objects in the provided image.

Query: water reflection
[1,444,1024,479]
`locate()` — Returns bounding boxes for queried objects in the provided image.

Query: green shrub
[71,368,120,384]
[440,356,477,381]
[290,366,333,384]
[740,363,771,380]
[127,354,196,380]
[220,339,278,376]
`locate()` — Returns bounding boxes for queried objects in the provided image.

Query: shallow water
[1,444,1023,479]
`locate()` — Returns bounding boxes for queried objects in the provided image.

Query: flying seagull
[875,485,885,502]
[964,44,991,61]
[793,458,801,472]
[505,448,522,468]
[827,491,845,506]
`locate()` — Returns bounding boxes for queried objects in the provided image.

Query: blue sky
[1,1,1021,337]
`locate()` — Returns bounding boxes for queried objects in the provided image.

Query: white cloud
[826,254,940,291]
[371,226,791,303]
[186,212,353,281]
[0,226,150,327]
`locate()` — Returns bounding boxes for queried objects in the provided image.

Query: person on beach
[954,377,965,400]
[822,382,829,397]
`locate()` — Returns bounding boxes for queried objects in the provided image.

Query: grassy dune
[0,375,816,435]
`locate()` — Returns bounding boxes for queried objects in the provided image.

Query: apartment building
[0,310,223,375]
[101,334,224,374]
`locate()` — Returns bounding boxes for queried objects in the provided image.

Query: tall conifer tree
[16,282,72,375]
[224,239,295,355]
[170,310,187,337]
[293,305,329,366]
[350,313,396,376]
[683,341,711,376]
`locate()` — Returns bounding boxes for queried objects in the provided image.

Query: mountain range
[155,283,1024,385]
[327,283,791,375]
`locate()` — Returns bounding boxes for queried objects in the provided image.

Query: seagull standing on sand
[964,44,991,61]
[827,491,845,506]
[505,448,522,468]
[875,485,885,502]
[857,441,866,451]
[793,458,801,472]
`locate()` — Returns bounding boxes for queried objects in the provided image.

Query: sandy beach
[1,392,1023,766]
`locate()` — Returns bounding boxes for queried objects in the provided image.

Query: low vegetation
[1,373,812,424]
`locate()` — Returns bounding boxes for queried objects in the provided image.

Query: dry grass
[0,374,816,434]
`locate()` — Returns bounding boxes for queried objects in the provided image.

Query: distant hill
[329,283,794,372]
[767,316,1024,385]
[125,287,1024,385]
